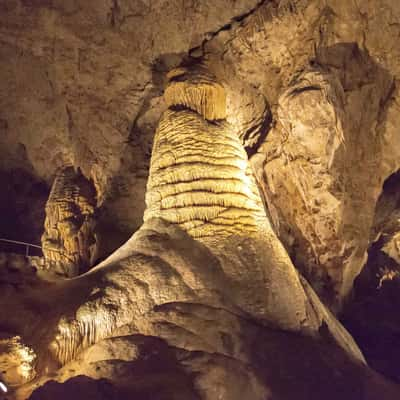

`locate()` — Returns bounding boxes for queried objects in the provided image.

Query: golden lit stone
[165,64,227,121]
[41,167,98,277]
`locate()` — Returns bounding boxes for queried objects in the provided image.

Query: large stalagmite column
[145,63,269,239]
[41,167,98,277]
[0,65,369,398]
[144,63,323,332]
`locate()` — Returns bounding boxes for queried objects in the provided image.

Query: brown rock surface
[0,0,260,210]
[1,0,400,398]
[41,166,98,277]
[1,63,385,400]
[204,0,400,310]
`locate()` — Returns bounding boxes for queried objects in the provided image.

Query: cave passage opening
[0,168,49,257]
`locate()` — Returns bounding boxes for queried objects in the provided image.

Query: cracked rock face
[203,0,400,310]
[0,0,260,187]
[0,60,376,400]
[256,50,395,309]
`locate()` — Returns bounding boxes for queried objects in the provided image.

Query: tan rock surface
[2,64,390,400]
[4,218,394,400]
[165,64,226,120]
[42,166,98,276]
[255,56,395,309]
[1,0,400,398]
[202,0,400,309]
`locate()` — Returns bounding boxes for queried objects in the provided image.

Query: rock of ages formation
[1,64,399,400]
[145,66,316,332]
[41,166,98,277]
[164,64,227,121]
[2,0,400,398]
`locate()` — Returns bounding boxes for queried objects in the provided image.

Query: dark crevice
[0,168,49,256]
[342,169,400,383]
[189,0,269,58]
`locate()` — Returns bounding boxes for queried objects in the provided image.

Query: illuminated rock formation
[144,67,351,336]
[165,64,226,121]
[0,335,36,387]
[255,56,396,311]
[41,167,98,277]
[2,1,400,398]
[3,65,399,400]
[145,109,265,237]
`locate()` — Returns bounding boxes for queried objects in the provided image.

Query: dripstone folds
[41,167,98,277]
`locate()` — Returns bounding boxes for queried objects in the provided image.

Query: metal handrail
[0,238,42,249]
[0,238,66,257]
[0,238,43,257]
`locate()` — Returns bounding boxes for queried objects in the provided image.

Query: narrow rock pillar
[41,167,98,277]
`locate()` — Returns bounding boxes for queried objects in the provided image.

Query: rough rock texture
[41,166,98,277]
[24,330,400,400]
[0,0,261,238]
[0,335,36,387]
[2,66,394,400]
[203,0,400,311]
[145,110,266,237]
[2,0,399,279]
[254,55,394,310]
[0,0,268,249]
[165,64,227,120]
[2,0,400,398]
[3,218,395,400]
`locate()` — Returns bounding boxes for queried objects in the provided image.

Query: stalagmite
[164,64,227,121]
[2,2,400,399]
[41,167,98,277]
[1,64,397,400]
[145,63,364,356]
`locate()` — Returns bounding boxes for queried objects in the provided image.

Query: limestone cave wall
[1,0,400,399]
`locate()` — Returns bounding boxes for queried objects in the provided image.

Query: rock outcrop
[165,64,227,121]
[2,0,400,398]
[3,65,394,400]
[253,51,395,310]
[41,167,98,277]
